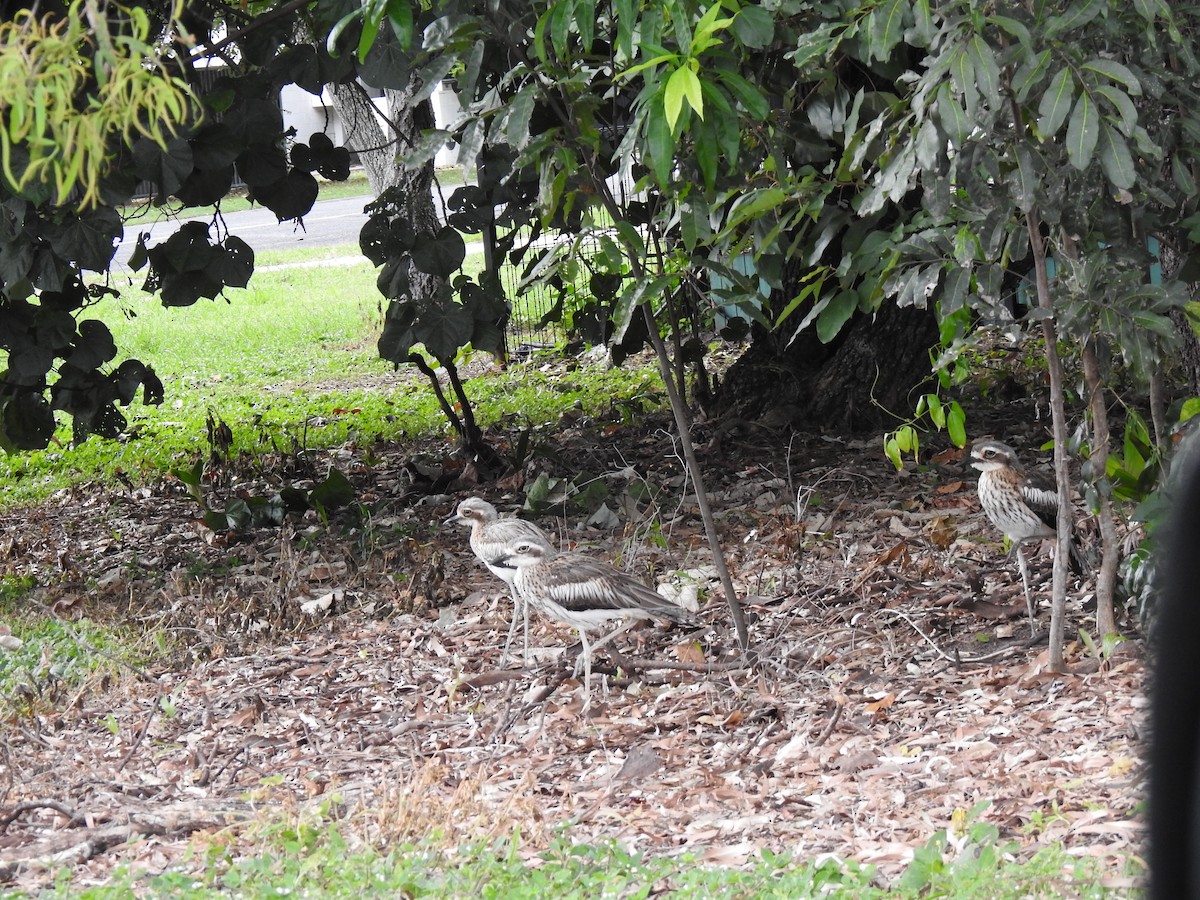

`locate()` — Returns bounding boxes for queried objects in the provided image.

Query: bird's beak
[443,513,462,526]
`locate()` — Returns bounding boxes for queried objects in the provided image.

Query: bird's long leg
[571,629,594,712]
[1016,545,1037,631]
[522,591,531,659]
[500,592,522,666]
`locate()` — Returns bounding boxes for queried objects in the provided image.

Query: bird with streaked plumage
[444,497,556,662]
[500,539,699,709]
[969,439,1085,628]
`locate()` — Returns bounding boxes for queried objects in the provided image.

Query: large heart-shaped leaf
[411,226,466,277]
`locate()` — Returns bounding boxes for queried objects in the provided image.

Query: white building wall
[279,82,463,169]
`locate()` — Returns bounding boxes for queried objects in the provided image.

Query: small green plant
[0,573,37,607]
[1079,627,1127,664]
[171,458,355,534]
[1101,408,1161,503]
[884,392,968,470]
[1021,799,1071,837]
[521,471,610,516]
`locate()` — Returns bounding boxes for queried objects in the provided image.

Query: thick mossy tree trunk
[714,301,941,432]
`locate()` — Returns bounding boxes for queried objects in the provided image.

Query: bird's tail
[644,593,701,627]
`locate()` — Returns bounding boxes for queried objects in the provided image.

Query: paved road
[114,194,377,269]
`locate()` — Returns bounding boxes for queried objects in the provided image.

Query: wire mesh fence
[494,226,609,359]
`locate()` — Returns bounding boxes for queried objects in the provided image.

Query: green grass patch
[33,816,1135,899]
[0,574,148,716]
[0,247,657,508]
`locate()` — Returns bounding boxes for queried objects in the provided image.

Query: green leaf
[895,425,918,456]
[1094,85,1137,135]
[691,1,734,51]
[966,35,1001,109]
[885,436,903,470]
[790,21,840,70]
[386,0,414,48]
[868,0,906,63]
[615,0,635,59]
[926,393,945,428]
[941,267,970,315]
[1011,143,1040,213]
[947,402,967,447]
[664,66,702,129]
[620,52,678,79]
[1180,397,1200,423]
[716,70,771,121]
[1082,57,1143,95]
[456,118,484,169]
[1037,68,1075,137]
[221,498,252,533]
[1046,0,1102,37]
[550,0,571,59]
[411,226,466,277]
[772,269,825,326]
[309,468,356,514]
[402,129,452,169]
[909,0,934,43]
[357,10,382,62]
[575,0,596,52]
[988,14,1031,45]
[1173,155,1198,197]
[646,93,675,187]
[415,295,474,363]
[936,83,970,144]
[612,275,668,344]
[1012,49,1051,103]
[507,84,537,149]
[680,64,704,120]
[326,9,361,58]
[1097,120,1136,189]
[733,6,774,48]
[1066,93,1099,169]
[950,47,978,119]
[726,188,789,227]
[816,289,857,343]
[1133,0,1169,22]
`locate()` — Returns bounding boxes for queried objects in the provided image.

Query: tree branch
[191,0,313,61]
[407,353,464,438]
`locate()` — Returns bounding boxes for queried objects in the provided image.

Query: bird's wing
[534,555,695,624]
[1020,472,1060,532]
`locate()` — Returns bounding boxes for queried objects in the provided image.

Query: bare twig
[115,698,160,773]
[813,702,843,748]
[0,799,84,832]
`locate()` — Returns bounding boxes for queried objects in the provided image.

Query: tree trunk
[329,81,434,197]
[1082,338,1119,638]
[329,82,442,306]
[714,301,940,432]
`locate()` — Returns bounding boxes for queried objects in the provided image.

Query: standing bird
[969,439,1084,628]
[444,497,556,662]
[500,539,699,708]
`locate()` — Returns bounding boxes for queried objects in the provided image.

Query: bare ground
[0,364,1146,893]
